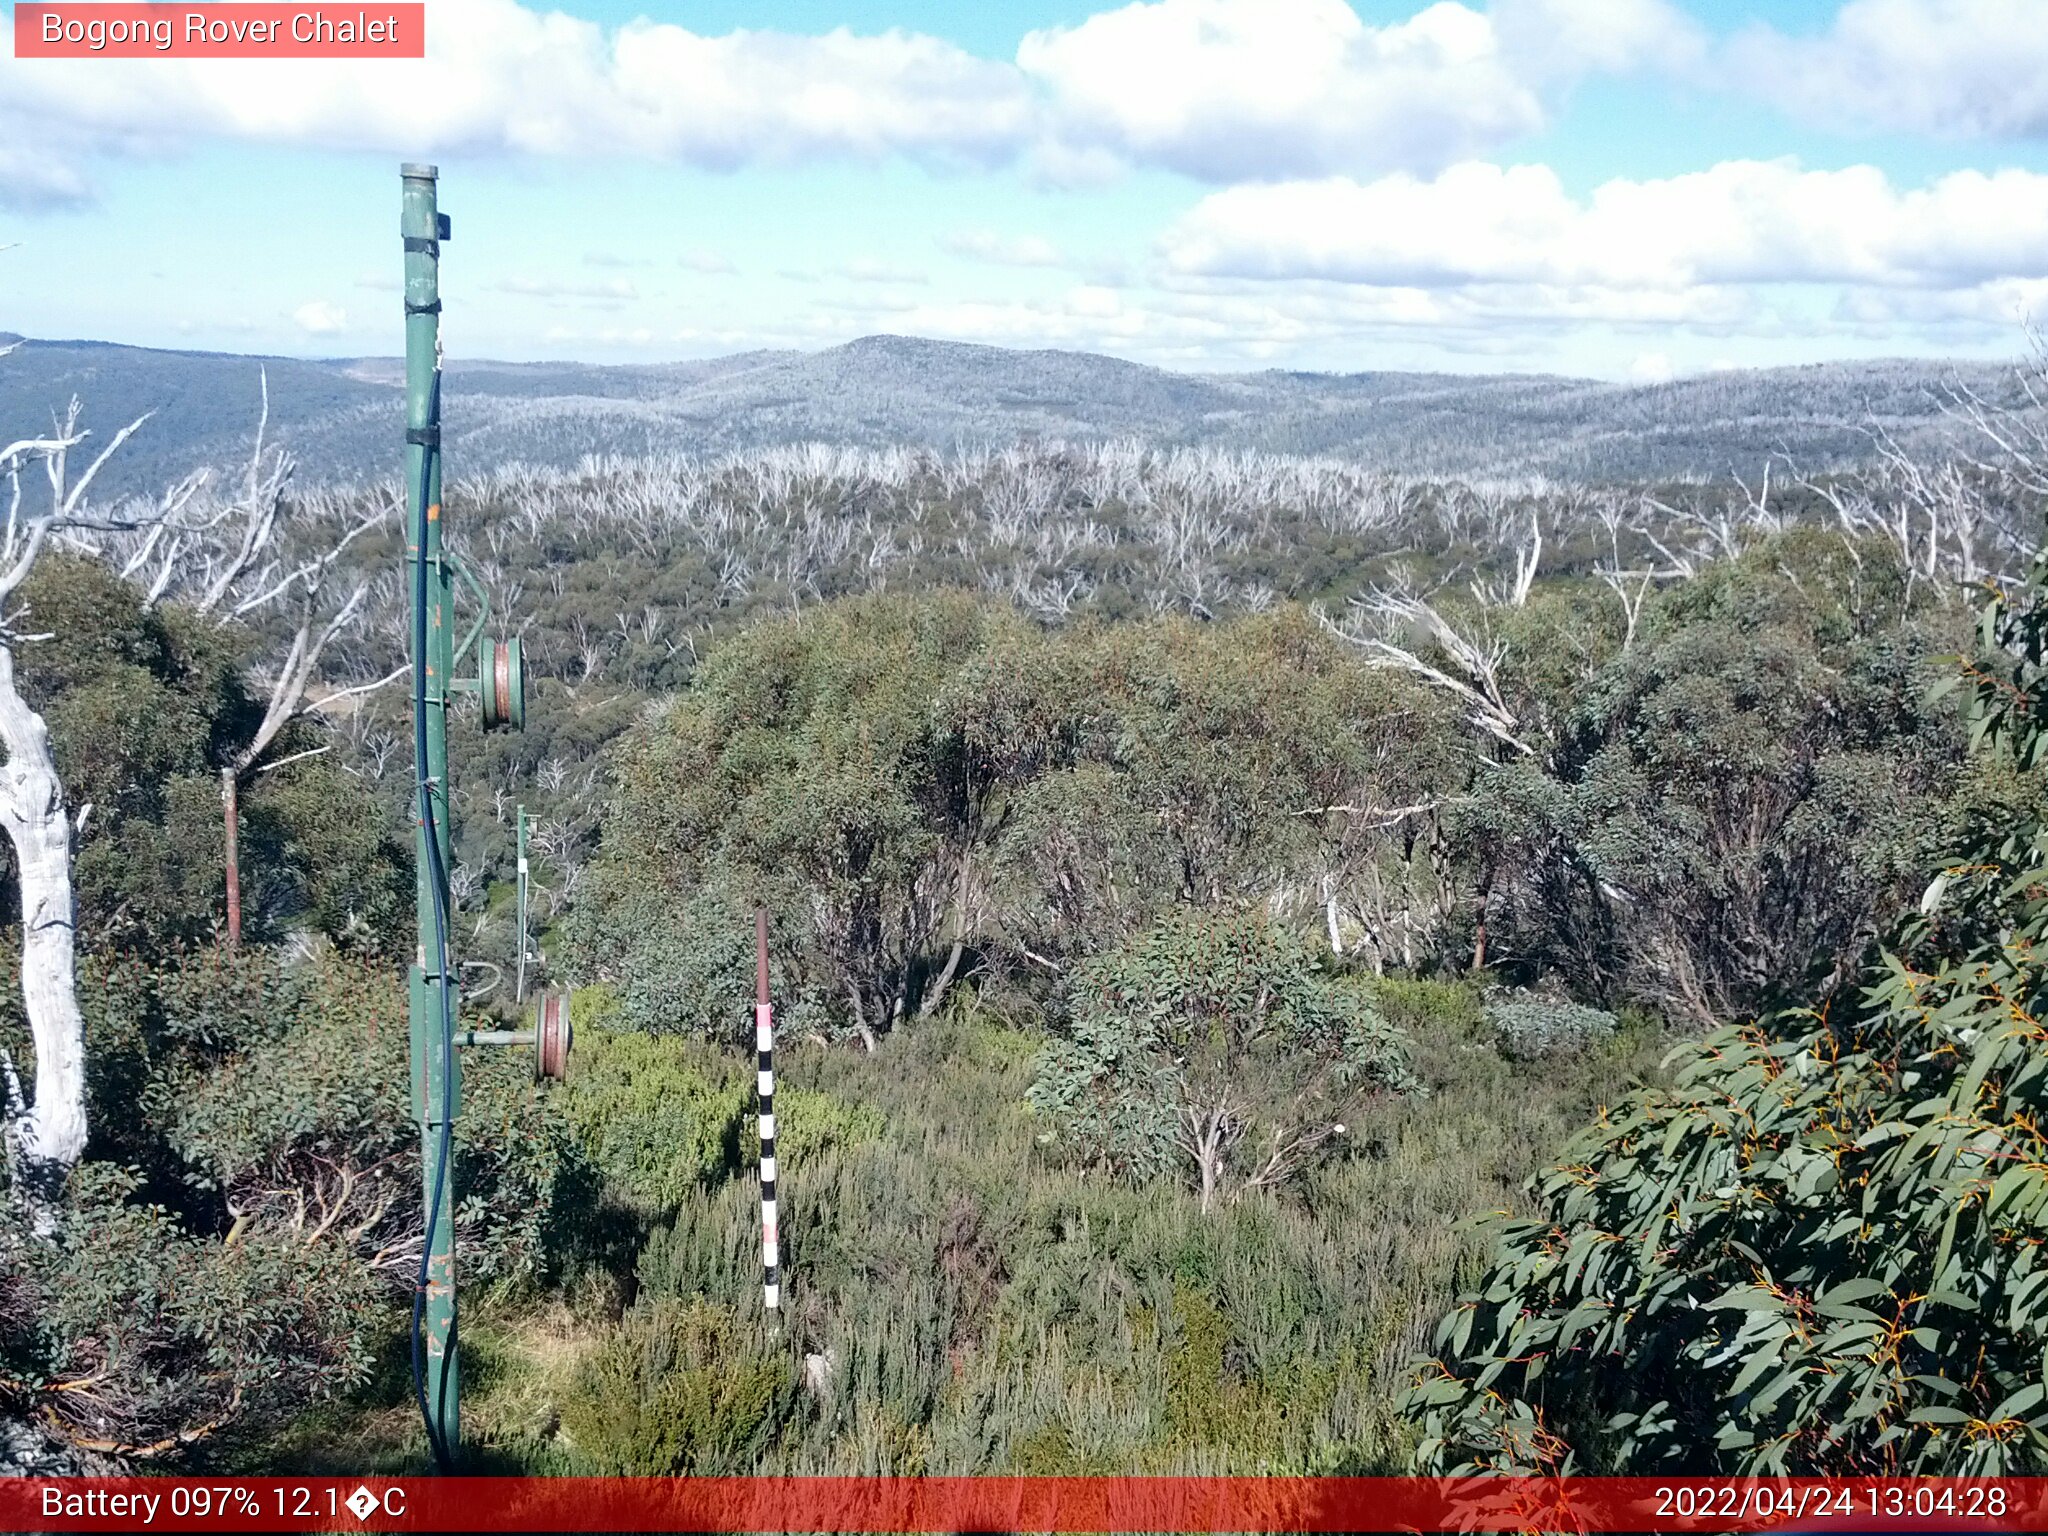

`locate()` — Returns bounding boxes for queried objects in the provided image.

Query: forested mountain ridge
[0,331,2025,492]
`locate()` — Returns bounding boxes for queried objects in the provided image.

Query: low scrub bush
[1483,995,1618,1061]
[556,1297,791,1474]
[1031,908,1417,1211]
[0,1163,385,1457]
[1,948,591,1460]
[554,1029,747,1216]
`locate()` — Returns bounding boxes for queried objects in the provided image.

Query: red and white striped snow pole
[755,906,779,1316]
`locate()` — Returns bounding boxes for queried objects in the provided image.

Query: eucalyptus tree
[1029,907,1417,1212]
[1405,384,2048,1474]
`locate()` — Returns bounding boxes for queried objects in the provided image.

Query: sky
[3,0,2048,379]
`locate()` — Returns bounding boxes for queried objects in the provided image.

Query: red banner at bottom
[5,1476,2046,1533]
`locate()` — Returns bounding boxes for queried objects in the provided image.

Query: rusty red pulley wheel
[534,989,571,1082]
[479,636,525,731]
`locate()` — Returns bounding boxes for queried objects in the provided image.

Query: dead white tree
[1331,588,1536,757]
[0,396,154,1220]
[1941,334,2048,506]
[1595,564,1656,650]
[1468,512,1542,609]
[137,376,400,943]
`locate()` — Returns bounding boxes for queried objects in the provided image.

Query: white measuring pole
[755,907,779,1315]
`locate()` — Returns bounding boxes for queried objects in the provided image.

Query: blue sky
[3,0,2047,378]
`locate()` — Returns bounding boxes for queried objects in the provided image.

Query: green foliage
[1484,994,1619,1062]
[1480,535,1981,1021]
[239,767,411,954]
[1370,976,1485,1037]
[1031,908,1417,1208]
[6,553,408,954]
[556,882,756,1042]
[1406,549,2048,1477]
[164,965,410,1193]
[618,992,1645,1477]
[556,1297,790,1474]
[570,593,1023,1041]
[768,1085,886,1167]
[554,1029,747,1216]
[133,949,595,1291]
[241,940,1665,1477]
[569,567,1980,1053]
[0,1163,386,1455]
[977,608,1453,966]
[570,596,1463,1042]
[0,948,597,1459]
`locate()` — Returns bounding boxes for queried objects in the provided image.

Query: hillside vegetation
[3,334,2035,494]
[3,346,2048,1476]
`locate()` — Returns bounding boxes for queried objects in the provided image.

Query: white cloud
[1016,0,1699,181]
[0,139,95,211]
[1490,0,1703,78]
[944,230,1067,267]
[1830,277,2048,330]
[837,258,930,285]
[495,275,639,301]
[292,300,348,335]
[1728,0,2048,140]
[0,0,1701,203]
[678,250,738,274]
[1628,350,1674,383]
[0,0,1033,203]
[1163,160,2048,291]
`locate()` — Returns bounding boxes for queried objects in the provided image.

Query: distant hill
[0,332,2026,495]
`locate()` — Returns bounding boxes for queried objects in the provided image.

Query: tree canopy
[1406,551,2048,1476]
[1030,907,1417,1210]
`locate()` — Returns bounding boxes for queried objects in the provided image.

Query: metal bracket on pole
[448,551,491,675]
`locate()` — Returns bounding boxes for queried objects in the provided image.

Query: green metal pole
[402,161,459,1464]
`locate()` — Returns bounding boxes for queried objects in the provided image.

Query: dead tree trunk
[0,393,151,1221]
[0,644,85,1215]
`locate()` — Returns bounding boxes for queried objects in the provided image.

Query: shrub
[0,1164,386,1457]
[1030,908,1417,1211]
[160,951,595,1292]
[554,1030,747,1215]
[0,946,598,1461]
[556,1297,790,1474]
[557,883,756,1043]
[1370,976,1485,1036]
[1483,995,1617,1061]
[763,1086,885,1168]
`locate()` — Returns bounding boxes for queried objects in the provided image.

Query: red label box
[13,3,426,57]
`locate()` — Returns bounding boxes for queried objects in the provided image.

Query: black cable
[409,367,458,1475]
